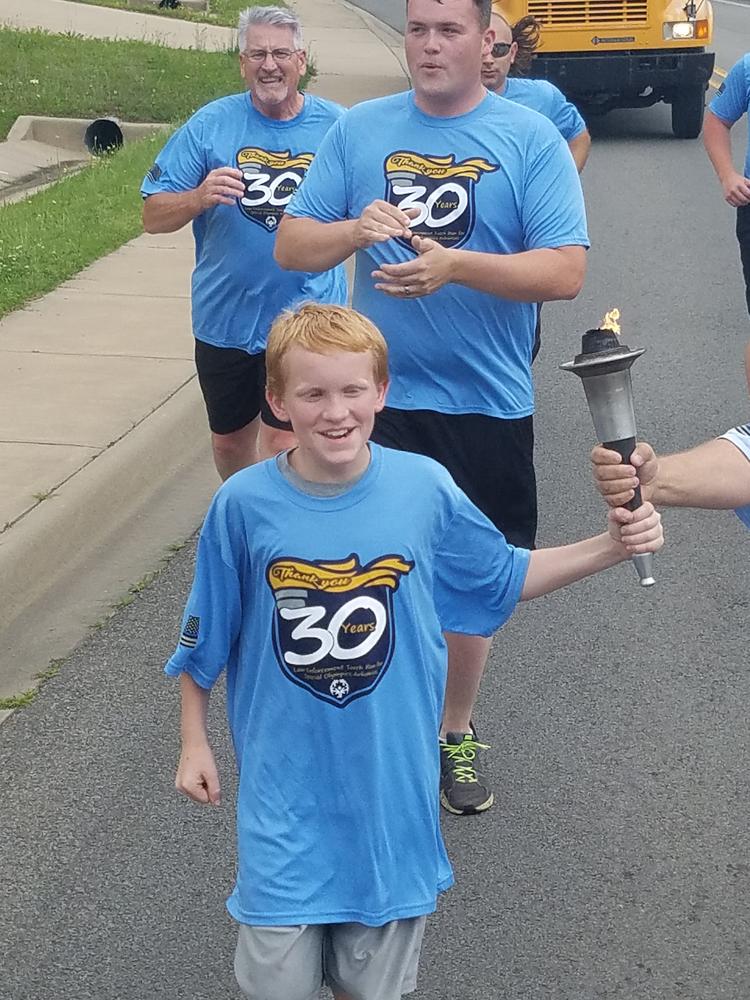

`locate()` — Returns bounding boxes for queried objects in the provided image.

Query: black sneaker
[439,730,494,815]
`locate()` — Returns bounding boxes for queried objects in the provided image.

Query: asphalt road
[355,0,405,33]
[3,4,750,1000]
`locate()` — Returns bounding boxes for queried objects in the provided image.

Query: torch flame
[600,308,621,335]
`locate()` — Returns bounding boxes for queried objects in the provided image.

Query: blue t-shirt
[165,444,530,926]
[709,55,750,179]
[140,92,348,353]
[502,78,587,142]
[720,422,750,528]
[286,90,589,418]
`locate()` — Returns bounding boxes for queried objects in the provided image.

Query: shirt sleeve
[547,84,587,141]
[719,422,750,528]
[521,129,590,250]
[284,115,350,222]
[433,486,531,636]
[164,495,244,688]
[140,114,208,197]
[709,56,750,125]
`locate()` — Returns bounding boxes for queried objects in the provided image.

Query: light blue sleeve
[521,132,589,249]
[709,56,750,125]
[433,488,530,636]
[140,115,208,197]
[285,116,350,222]
[547,84,587,141]
[164,496,244,688]
[719,423,750,528]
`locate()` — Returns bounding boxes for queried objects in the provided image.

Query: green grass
[0,657,66,710]
[0,26,244,140]
[0,25,243,315]
[0,25,312,317]
[0,132,168,318]
[66,0,279,28]
[0,690,36,710]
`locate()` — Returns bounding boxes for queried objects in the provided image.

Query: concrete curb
[0,376,216,701]
[343,0,405,49]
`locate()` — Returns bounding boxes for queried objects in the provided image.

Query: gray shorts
[234,916,427,1000]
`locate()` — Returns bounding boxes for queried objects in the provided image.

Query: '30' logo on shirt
[384,151,497,250]
[266,553,413,707]
[236,147,314,232]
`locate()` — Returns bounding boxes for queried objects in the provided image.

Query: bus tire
[671,84,706,139]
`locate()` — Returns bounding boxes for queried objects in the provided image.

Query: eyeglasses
[491,42,513,58]
[242,48,301,63]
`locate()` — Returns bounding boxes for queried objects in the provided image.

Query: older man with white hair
[142,6,346,479]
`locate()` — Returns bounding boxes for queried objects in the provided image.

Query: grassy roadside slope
[0,27,242,140]
[0,27,246,318]
[0,134,168,317]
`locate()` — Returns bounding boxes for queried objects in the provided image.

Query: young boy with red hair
[166,303,662,1000]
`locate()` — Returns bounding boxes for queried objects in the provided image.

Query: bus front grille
[528,1,649,26]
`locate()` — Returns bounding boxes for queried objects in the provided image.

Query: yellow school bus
[496,1,715,138]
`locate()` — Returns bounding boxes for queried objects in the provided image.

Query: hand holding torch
[560,310,655,587]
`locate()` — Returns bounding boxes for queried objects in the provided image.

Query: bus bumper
[532,49,716,110]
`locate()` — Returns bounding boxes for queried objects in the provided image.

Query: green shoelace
[441,736,490,784]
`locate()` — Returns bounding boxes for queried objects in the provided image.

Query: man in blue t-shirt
[140,5,346,480]
[705,53,750,316]
[274,0,589,816]
[166,302,662,1000]
[482,10,590,173]
[482,9,590,362]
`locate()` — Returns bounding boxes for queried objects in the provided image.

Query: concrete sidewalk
[0,0,409,708]
[0,0,237,50]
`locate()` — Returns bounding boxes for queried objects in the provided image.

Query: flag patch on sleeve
[147,163,162,183]
[179,615,200,648]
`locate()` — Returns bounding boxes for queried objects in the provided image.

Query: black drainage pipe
[84,118,124,155]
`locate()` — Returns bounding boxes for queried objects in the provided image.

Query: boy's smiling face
[267,347,388,483]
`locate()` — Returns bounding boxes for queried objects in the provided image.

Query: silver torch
[560,310,655,587]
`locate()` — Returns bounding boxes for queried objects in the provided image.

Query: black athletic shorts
[194,340,291,434]
[532,303,542,363]
[372,407,537,548]
[736,204,750,316]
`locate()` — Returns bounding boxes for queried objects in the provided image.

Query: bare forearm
[569,130,591,173]
[703,112,735,183]
[179,672,211,747]
[143,191,202,234]
[275,215,358,271]
[449,245,586,301]
[521,532,624,600]
[652,440,750,509]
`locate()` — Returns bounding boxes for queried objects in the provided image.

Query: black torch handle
[603,436,642,512]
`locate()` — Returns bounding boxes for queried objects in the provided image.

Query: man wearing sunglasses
[483,9,590,365]
[275,0,588,817]
[482,10,591,173]
[141,6,346,480]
